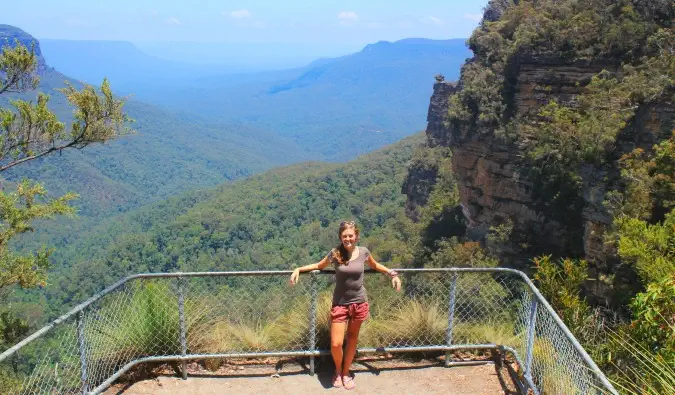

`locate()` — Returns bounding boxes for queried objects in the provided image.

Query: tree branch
[0,74,21,95]
[0,114,104,171]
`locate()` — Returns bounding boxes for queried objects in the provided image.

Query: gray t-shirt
[330,246,369,306]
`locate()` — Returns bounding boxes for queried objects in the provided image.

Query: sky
[7,0,487,65]
[7,0,486,44]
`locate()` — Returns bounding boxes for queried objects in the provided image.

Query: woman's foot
[342,374,356,390]
[332,373,342,388]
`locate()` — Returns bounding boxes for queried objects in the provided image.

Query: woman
[289,220,402,390]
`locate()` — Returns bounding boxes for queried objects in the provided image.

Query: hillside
[22,133,424,319]
[0,26,309,222]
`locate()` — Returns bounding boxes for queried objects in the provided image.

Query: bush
[628,275,675,364]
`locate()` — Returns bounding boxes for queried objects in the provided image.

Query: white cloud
[337,11,358,25]
[166,16,181,25]
[228,9,251,19]
[420,16,442,25]
[464,13,483,22]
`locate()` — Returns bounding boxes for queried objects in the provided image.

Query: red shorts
[330,302,370,323]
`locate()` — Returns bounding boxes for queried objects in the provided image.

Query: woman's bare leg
[342,319,363,376]
[330,321,347,374]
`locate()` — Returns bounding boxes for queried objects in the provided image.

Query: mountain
[37,40,360,97]
[38,39,238,95]
[0,26,309,228]
[140,38,471,160]
[38,37,472,161]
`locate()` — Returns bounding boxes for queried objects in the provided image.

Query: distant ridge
[38,39,226,93]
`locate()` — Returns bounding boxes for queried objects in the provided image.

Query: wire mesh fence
[0,268,617,394]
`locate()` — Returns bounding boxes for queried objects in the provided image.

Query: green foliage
[0,41,131,295]
[521,53,673,193]
[471,0,663,63]
[429,239,498,268]
[0,310,28,347]
[0,78,133,172]
[534,256,589,319]
[373,299,446,346]
[487,218,513,244]
[609,132,675,219]
[615,209,675,286]
[447,63,505,127]
[0,180,76,290]
[418,147,458,227]
[535,254,675,389]
[629,275,675,364]
[87,281,184,362]
[0,41,131,352]
[457,0,674,196]
[609,329,675,395]
[0,40,38,94]
[533,256,613,363]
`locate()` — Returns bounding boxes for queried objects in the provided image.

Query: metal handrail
[0,268,618,394]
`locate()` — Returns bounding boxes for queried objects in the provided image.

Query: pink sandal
[332,373,342,388]
[342,375,356,390]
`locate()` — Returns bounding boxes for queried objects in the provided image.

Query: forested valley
[0,0,673,393]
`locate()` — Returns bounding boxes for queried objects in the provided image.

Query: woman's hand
[289,269,300,286]
[392,276,401,291]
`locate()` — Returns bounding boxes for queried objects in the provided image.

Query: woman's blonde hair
[331,220,360,265]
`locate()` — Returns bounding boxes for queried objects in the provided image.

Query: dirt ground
[106,356,521,395]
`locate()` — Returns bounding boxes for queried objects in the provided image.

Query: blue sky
[7,0,486,44]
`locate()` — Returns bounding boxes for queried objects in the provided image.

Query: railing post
[308,270,319,376]
[177,277,188,380]
[524,296,538,386]
[445,272,458,367]
[76,310,88,394]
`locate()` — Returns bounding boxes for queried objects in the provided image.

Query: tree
[0,40,132,344]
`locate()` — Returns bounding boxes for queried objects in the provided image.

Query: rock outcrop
[407,56,674,274]
[0,24,48,73]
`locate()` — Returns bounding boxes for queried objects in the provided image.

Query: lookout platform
[106,357,519,394]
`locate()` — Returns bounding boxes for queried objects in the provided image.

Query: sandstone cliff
[0,24,48,73]
[406,56,674,282]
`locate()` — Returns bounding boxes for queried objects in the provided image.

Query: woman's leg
[330,321,347,374]
[341,319,363,377]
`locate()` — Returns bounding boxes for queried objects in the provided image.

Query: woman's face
[340,228,358,249]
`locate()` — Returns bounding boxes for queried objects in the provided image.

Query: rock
[0,24,49,74]
[406,53,674,290]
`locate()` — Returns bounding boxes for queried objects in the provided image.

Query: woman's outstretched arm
[289,256,330,285]
[366,255,402,291]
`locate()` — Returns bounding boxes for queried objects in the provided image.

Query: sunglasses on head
[340,220,356,226]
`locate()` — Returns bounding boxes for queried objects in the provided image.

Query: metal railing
[0,268,617,394]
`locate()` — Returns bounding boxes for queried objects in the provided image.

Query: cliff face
[0,25,48,73]
[407,57,674,273]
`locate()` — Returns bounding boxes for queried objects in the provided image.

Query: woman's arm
[366,255,402,291]
[289,256,330,285]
